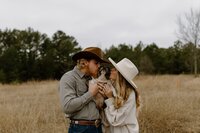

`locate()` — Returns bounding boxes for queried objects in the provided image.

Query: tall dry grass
[136,75,200,133]
[0,80,68,133]
[0,75,200,133]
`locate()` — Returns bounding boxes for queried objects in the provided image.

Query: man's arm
[59,74,93,114]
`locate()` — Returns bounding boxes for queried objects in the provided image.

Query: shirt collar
[74,66,85,79]
[74,66,92,80]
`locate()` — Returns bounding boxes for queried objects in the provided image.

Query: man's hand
[88,80,99,96]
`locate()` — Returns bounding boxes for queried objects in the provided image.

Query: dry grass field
[0,75,200,133]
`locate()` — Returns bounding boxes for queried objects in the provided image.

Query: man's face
[87,59,100,78]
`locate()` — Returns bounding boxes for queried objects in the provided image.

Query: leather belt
[70,119,101,127]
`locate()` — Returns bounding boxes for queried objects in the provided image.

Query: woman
[98,58,140,133]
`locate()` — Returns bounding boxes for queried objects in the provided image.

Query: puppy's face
[97,66,111,80]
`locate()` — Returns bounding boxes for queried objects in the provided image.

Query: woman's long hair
[113,72,140,109]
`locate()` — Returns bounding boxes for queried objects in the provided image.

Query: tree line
[0,28,199,83]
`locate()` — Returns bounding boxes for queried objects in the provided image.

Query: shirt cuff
[82,91,93,103]
[105,97,114,106]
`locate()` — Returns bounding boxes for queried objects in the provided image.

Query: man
[59,47,109,133]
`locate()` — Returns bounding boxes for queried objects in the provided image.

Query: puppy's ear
[97,66,104,77]
[105,67,111,80]
[99,66,104,72]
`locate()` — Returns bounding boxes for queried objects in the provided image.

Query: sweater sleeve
[104,92,136,126]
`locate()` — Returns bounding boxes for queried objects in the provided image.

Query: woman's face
[109,67,118,81]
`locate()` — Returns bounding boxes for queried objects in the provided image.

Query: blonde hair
[114,72,140,109]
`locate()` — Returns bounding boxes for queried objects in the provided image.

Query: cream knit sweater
[104,91,139,133]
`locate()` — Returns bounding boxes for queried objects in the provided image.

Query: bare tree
[176,9,200,77]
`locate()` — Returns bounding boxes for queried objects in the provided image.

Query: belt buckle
[95,119,100,127]
[71,120,78,124]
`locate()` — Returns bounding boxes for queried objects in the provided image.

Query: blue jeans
[68,124,102,133]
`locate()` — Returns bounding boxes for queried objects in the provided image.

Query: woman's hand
[98,82,107,98]
[98,82,113,98]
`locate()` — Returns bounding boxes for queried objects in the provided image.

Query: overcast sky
[1,0,200,49]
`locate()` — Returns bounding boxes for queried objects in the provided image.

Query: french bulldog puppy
[90,66,116,133]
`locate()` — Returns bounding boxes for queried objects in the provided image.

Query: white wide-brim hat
[108,57,139,89]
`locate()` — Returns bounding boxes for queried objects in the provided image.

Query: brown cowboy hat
[72,47,109,63]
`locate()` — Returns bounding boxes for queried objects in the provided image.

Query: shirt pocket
[76,81,88,96]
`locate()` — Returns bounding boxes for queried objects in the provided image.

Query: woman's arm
[104,92,136,126]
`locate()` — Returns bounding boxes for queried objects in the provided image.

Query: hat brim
[108,58,137,89]
[72,51,109,63]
